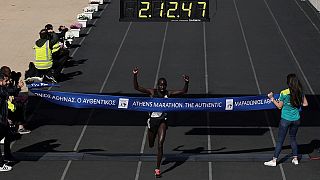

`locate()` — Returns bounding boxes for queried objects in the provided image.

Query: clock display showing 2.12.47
[120,0,210,22]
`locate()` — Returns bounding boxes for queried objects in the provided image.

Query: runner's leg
[156,122,167,169]
[148,129,156,148]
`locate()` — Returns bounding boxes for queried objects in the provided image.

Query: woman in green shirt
[264,73,308,167]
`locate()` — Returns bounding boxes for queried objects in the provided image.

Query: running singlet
[150,90,168,119]
[147,90,168,133]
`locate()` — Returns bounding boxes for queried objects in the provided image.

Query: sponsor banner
[30,89,279,112]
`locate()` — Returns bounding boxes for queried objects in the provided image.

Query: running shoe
[292,158,299,165]
[25,76,43,83]
[0,164,12,172]
[264,159,276,167]
[154,169,161,178]
[18,128,31,135]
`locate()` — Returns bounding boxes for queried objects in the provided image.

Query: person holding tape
[264,73,308,167]
[133,67,189,177]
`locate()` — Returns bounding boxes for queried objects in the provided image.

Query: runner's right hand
[133,67,139,74]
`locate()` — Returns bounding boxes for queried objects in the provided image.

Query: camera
[11,71,21,86]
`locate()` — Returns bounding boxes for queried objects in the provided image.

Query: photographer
[45,24,70,61]
[33,29,56,82]
[58,25,71,49]
[0,66,30,135]
[0,73,13,171]
[0,71,24,169]
[58,25,69,43]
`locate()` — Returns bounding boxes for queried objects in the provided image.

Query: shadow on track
[161,145,225,175]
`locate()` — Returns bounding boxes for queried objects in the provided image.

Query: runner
[133,67,189,177]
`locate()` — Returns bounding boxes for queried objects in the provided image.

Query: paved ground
[1,0,320,179]
[0,0,88,86]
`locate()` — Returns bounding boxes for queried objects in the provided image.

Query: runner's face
[157,80,167,92]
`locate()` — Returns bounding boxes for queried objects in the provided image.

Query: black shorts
[147,117,167,134]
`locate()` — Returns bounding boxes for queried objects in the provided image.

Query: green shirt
[279,88,300,121]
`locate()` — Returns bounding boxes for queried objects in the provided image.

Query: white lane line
[11,0,111,150]
[134,127,148,180]
[203,22,213,180]
[60,160,72,180]
[233,0,287,180]
[60,22,132,180]
[15,1,112,179]
[263,0,319,178]
[60,4,133,180]
[203,22,209,95]
[69,2,108,58]
[263,0,315,95]
[293,0,320,34]
[233,0,261,93]
[305,0,320,22]
[153,22,169,87]
[134,22,168,180]
[99,22,132,92]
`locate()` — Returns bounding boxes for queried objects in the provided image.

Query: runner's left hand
[183,75,189,82]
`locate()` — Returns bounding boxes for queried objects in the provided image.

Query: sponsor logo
[225,99,234,110]
[118,98,129,109]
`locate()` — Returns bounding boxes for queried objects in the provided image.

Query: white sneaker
[18,128,31,135]
[292,158,299,165]
[0,164,12,172]
[264,159,276,167]
[25,76,43,83]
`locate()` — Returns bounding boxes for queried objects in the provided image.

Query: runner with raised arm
[133,67,189,178]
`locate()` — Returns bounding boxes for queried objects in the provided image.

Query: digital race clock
[120,0,210,22]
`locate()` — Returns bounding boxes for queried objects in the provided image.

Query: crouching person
[45,24,70,71]
[34,29,56,83]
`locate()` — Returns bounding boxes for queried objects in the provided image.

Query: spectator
[264,73,308,167]
[33,29,56,82]
[58,25,69,43]
[1,66,30,134]
[45,24,70,61]
[0,73,15,171]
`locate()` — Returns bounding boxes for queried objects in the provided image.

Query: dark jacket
[0,85,20,126]
[0,86,9,126]
[35,32,58,50]
[35,38,52,49]
[48,32,60,48]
